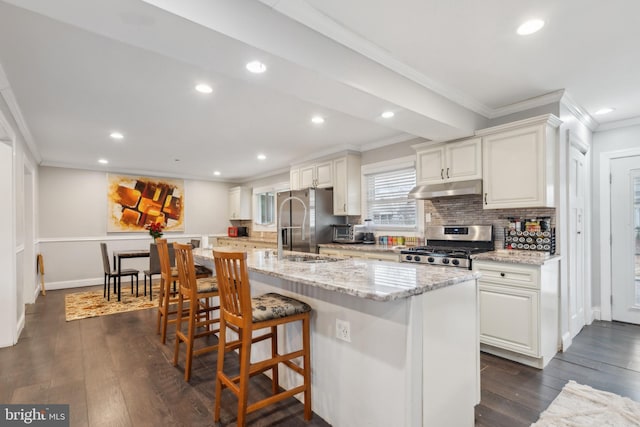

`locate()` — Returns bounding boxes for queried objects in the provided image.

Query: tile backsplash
[423,195,556,249]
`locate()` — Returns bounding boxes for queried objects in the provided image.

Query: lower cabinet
[474,259,559,369]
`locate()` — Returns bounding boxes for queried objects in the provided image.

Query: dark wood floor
[476,320,640,426]
[3,287,640,426]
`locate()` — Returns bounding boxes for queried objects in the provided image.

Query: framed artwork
[107,174,185,232]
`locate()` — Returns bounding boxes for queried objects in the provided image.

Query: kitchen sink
[283,255,342,263]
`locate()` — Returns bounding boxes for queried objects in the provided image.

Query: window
[253,181,288,232]
[255,191,275,225]
[364,165,417,229]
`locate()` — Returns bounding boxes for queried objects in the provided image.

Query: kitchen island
[194,248,481,427]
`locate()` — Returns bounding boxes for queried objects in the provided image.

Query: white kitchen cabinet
[293,161,333,189]
[333,154,361,215]
[477,114,561,209]
[228,186,251,220]
[415,137,481,185]
[474,259,559,369]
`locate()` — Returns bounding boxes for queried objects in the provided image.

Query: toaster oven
[332,224,363,243]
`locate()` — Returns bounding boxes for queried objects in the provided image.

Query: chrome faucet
[278,196,307,260]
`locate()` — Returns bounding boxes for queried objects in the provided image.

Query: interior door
[611,155,640,324]
[568,147,586,337]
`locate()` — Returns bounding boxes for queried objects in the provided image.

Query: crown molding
[475,114,562,136]
[560,91,599,132]
[0,64,42,163]
[596,115,640,132]
[487,90,565,119]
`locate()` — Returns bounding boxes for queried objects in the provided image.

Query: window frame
[360,156,423,233]
[252,181,289,232]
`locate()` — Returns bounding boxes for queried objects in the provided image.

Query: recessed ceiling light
[257,154,267,160]
[517,19,545,36]
[311,116,325,124]
[381,111,395,119]
[98,159,109,164]
[213,171,221,176]
[195,83,213,94]
[110,132,124,140]
[246,61,267,74]
[595,107,615,115]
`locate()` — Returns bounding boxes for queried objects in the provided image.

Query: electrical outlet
[336,319,351,342]
[425,213,432,223]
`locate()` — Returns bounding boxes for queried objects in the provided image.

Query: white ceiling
[0,0,638,182]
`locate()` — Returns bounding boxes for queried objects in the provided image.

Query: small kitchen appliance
[227,226,248,237]
[361,219,375,244]
[331,224,363,244]
[400,225,494,269]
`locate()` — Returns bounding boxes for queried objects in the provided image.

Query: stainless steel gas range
[400,225,494,269]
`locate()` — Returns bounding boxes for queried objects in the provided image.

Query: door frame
[599,147,640,321]
[567,132,590,338]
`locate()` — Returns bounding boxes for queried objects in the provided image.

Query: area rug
[531,380,640,426]
[65,283,161,321]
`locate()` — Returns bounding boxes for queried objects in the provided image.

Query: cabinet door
[300,166,315,188]
[446,138,482,182]
[228,188,240,219]
[315,161,333,188]
[333,157,348,215]
[416,147,445,184]
[290,168,300,190]
[482,125,546,209]
[479,282,539,357]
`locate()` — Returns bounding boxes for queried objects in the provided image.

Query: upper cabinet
[477,115,561,210]
[290,152,361,215]
[228,186,251,220]
[291,160,333,190]
[416,137,482,185]
[333,154,361,216]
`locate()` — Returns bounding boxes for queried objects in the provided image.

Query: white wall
[591,124,640,311]
[38,166,232,289]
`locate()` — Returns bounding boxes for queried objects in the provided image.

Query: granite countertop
[472,249,562,265]
[194,247,479,302]
[317,243,402,253]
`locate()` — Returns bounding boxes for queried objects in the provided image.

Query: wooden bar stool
[173,242,220,382]
[155,239,210,345]
[212,250,312,426]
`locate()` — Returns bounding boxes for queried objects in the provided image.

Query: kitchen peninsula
[194,248,481,427]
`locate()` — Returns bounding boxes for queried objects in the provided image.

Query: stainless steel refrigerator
[277,188,344,254]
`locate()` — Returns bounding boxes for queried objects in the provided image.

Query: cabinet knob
[500,272,506,277]
[440,169,444,179]
[484,193,488,205]
[343,204,346,212]
[446,167,450,179]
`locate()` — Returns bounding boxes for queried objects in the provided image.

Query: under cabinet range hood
[407,179,483,199]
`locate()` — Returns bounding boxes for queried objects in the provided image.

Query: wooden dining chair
[212,250,312,426]
[173,242,220,382]
[155,239,212,345]
[100,242,139,301]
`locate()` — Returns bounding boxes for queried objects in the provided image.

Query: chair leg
[237,332,252,427]
[183,299,197,382]
[270,325,279,395]
[214,319,227,423]
[156,278,164,334]
[173,293,185,367]
[104,274,107,298]
[160,278,172,344]
[135,273,139,297]
[149,274,153,301]
[302,314,312,420]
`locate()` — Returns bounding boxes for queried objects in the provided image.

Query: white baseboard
[33,284,41,301]
[16,311,25,343]
[591,306,601,321]
[561,332,572,351]
[45,276,137,291]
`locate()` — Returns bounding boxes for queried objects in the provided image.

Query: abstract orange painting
[107,174,185,232]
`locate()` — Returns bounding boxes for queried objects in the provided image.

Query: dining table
[112,249,150,301]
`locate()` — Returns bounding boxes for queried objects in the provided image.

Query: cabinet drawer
[474,261,539,289]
